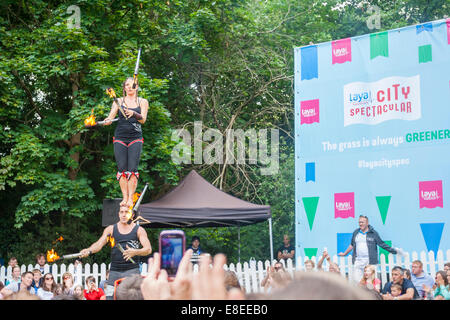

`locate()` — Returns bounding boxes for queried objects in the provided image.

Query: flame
[47,249,60,263]
[52,236,64,245]
[107,235,115,248]
[127,192,140,220]
[84,109,96,126]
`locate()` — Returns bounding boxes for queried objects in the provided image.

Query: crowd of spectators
[1,250,449,301]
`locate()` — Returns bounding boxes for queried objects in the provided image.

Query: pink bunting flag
[300,99,320,125]
[419,180,443,208]
[332,38,352,64]
[447,19,450,44]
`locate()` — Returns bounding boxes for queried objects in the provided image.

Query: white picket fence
[1,249,449,294]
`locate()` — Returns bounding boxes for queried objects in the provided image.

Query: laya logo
[300,99,319,125]
[343,75,421,126]
[334,192,355,219]
[419,180,443,208]
[332,38,352,64]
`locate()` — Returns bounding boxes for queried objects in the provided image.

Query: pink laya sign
[447,19,450,44]
[300,99,320,124]
[334,192,355,219]
[419,180,443,208]
[332,38,352,64]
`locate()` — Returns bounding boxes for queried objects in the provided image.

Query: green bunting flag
[302,196,319,231]
[418,44,432,63]
[376,196,391,225]
[370,32,389,59]
[304,248,318,259]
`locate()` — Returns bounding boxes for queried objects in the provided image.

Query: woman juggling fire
[103,77,148,208]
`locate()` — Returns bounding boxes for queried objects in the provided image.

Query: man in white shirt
[339,215,398,282]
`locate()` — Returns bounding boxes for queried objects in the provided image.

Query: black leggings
[113,137,143,180]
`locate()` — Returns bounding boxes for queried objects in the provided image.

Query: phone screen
[160,234,184,276]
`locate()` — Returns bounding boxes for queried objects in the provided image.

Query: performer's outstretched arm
[79,225,113,257]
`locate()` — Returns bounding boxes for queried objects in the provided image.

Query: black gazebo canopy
[136,170,271,228]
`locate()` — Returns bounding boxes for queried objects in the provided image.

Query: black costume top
[110,223,140,272]
[114,98,142,140]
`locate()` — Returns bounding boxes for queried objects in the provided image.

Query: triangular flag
[376,196,391,225]
[420,223,444,255]
[302,197,319,231]
[379,240,392,263]
[370,32,389,59]
[304,248,318,259]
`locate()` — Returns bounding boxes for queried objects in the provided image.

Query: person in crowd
[37,273,57,300]
[304,259,315,271]
[403,268,411,280]
[261,261,284,289]
[83,276,106,300]
[381,266,420,300]
[99,269,110,290]
[268,271,375,300]
[423,270,450,300]
[224,270,242,292]
[0,271,35,298]
[410,260,434,298]
[52,283,63,299]
[339,215,398,282]
[3,290,41,300]
[0,281,4,300]
[30,269,43,295]
[140,250,245,300]
[114,274,144,300]
[277,234,295,262]
[62,272,76,295]
[5,265,21,286]
[390,283,402,298]
[73,284,85,300]
[35,253,46,273]
[317,249,341,274]
[359,264,381,293]
[444,262,450,283]
[188,236,203,263]
[8,257,18,268]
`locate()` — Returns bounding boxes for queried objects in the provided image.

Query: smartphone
[159,230,186,277]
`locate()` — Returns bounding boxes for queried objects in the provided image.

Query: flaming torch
[84,108,118,128]
[127,192,141,221]
[108,235,135,263]
[46,249,60,263]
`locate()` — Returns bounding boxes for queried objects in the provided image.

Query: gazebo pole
[269,218,273,261]
[238,226,241,263]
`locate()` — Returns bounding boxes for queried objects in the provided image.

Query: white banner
[343,75,421,126]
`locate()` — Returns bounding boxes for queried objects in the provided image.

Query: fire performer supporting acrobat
[79,205,152,288]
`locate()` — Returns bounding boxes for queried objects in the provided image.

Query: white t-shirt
[355,232,369,259]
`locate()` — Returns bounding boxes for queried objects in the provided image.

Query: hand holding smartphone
[159,230,186,278]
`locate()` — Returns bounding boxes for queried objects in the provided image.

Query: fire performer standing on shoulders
[103,77,149,208]
[79,206,152,288]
